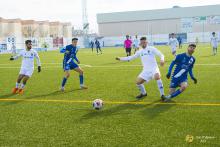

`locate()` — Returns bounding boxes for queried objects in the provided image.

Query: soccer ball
[92,99,103,110]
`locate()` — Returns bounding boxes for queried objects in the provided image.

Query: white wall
[100,32,219,47]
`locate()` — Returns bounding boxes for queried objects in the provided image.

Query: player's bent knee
[136,78,145,85]
[65,72,70,78]
[79,69,84,75]
[180,85,187,91]
[154,74,161,80]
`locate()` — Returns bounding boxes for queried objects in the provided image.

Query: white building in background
[0,17,73,51]
[97,4,220,46]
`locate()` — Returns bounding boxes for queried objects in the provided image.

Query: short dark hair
[189,44,196,48]
[25,40,32,45]
[212,32,216,35]
[171,33,175,35]
[140,37,147,41]
[72,38,78,41]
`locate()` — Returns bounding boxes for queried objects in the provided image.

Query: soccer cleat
[136,93,147,99]
[12,88,19,94]
[80,85,88,90]
[60,87,65,92]
[160,95,166,101]
[163,95,172,102]
[18,89,24,95]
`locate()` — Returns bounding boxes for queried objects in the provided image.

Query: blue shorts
[170,77,187,88]
[63,61,79,71]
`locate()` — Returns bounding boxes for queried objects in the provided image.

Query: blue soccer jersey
[168,53,196,88]
[60,44,79,70]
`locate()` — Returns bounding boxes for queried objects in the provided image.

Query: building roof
[97,4,220,23]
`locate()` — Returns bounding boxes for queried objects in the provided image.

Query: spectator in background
[133,35,140,53]
[169,33,178,56]
[195,37,199,45]
[11,44,16,56]
[177,36,182,49]
[90,41,94,52]
[124,35,132,56]
[95,39,102,54]
[211,32,218,56]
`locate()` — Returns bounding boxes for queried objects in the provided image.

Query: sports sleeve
[34,51,41,66]
[119,50,141,61]
[152,47,165,62]
[168,39,171,45]
[60,46,67,53]
[73,52,79,62]
[189,58,196,79]
[13,51,23,60]
[168,55,179,74]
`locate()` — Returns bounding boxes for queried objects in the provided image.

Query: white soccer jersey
[169,38,178,49]
[211,36,218,48]
[14,49,41,69]
[120,46,164,72]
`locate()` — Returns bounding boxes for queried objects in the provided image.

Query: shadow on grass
[79,99,163,122]
[141,100,176,120]
[0,93,15,98]
[0,88,81,106]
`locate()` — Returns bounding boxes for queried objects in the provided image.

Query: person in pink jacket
[124,35,133,56]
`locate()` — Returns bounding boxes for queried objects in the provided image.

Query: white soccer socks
[157,79,164,96]
[137,84,146,95]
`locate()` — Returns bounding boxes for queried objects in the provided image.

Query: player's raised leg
[12,74,25,94]
[154,73,165,98]
[18,76,30,94]
[136,77,147,99]
[61,70,70,91]
[164,82,188,101]
[74,67,88,89]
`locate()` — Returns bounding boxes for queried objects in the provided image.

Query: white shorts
[19,68,34,77]
[171,47,177,52]
[212,45,217,49]
[138,68,160,82]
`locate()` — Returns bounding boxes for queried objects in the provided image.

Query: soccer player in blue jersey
[60,38,88,91]
[163,44,197,101]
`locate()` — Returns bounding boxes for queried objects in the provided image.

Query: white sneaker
[60,87,65,92]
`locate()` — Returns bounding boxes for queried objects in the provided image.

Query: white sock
[16,82,20,88]
[20,83,25,89]
[157,79,164,96]
[137,84,146,95]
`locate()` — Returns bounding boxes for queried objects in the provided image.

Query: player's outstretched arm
[166,61,175,79]
[116,51,140,61]
[9,53,22,61]
[153,47,165,66]
[34,51,41,73]
[60,47,66,53]
[189,68,197,84]
[73,56,80,64]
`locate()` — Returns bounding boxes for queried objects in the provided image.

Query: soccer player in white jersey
[10,40,41,94]
[169,33,178,56]
[116,37,165,99]
[211,32,218,55]
[133,35,139,54]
